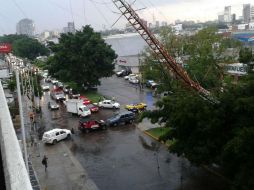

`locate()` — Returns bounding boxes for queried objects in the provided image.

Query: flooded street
[38,76,229,190]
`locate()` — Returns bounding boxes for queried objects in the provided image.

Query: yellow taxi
[125,103,147,111]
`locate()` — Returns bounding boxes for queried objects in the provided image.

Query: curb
[143,130,170,148]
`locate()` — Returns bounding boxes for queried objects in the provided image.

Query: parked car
[78,118,107,133]
[42,85,50,91]
[48,102,59,110]
[129,77,139,84]
[79,95,91,105]
[69,89,80,99]
[45,77,51,83]
[125,103,147,111]
[86,103,99,113]
[146,80,158,89]
[63,85,71,94]
[51,88,66,101]
[56,82,64,88]
[116,70,125,77]
[106,111,135,127]
[98,100,120,109]
[116,69,132,77]
[51,79,58,85]
[160,91,173,98]
[124,74,137,80]
[42,128,71,144]
[2,81,8,89]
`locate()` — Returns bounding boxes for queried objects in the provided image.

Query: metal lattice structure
[112,0,216,102]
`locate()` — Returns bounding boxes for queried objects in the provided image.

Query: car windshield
[83,107,89,111]
[112,113,120,119]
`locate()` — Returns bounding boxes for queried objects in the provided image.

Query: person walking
[71,127,75,134]
[42,155,48,171]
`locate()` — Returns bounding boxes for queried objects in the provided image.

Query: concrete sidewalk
[30,141,98,190]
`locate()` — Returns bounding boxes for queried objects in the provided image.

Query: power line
[69,0,75,22]
[11,0,27,18]
[47,0,94,28]
[82,0,87,25]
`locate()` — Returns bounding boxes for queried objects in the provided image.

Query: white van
[42,128,71,144]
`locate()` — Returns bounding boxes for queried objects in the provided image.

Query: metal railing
[0,81,33,190]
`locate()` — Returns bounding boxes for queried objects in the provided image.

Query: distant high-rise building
[161,21,168,26]
[251,6,254,22]
[232,14,236,23]
[155,21,160,28]
[243,4,251,23]
[148,23,152,28]
[16,18,35,36]
[224,6,232,22]
[218,14,225,23]
[63,22,75,34]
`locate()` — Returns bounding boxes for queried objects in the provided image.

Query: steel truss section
[112,0,217,102]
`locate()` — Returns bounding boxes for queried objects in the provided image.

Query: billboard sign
[0,43,12,53]
[225,63,248,75]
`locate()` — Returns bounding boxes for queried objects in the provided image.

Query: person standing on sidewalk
[42,155,48,171]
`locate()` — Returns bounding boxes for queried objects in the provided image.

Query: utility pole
[15,70,29,173]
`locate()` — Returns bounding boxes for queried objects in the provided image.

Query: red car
[78,118,107,133]
[86,104,99,113]
[80,95,91,105]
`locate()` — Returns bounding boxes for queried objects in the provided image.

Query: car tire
[129,119,134,124]
[102,125,107,130]
[67,134,71,139]
[113,106,116,109]
[85,129,89,133]
[113,122,118,127]
[53,139,57,144]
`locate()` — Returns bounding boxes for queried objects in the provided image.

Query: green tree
[239,47,253,64]
[47,25,117,90]
[142,71,254,189]
[13,38,49,60]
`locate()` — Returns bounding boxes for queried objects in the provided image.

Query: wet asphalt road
[39,76,229,190]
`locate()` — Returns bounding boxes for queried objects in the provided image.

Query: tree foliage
[0,34,49,60]
[47,25,117,90]
[239,47,253,64]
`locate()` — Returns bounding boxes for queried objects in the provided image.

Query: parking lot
[38,76,229,190]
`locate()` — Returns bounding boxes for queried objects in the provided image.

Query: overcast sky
[0,0,252,35]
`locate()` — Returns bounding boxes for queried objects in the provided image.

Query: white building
[251,6,254,22]
[249,22,254,30]
[242,4,254,23]
[224,6,232,23]
[172,24,183,32]
[104,33,147,73]
[237,24,248,30]
[16,18,35,36]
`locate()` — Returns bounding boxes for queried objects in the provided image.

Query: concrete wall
[0,81,32,190]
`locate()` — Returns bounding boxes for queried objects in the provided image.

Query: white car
[129,76,139,84]
[48,102,59,110]
[51,79,58,85]
[42,85,50,91]
[42,128,71,144]
[124,74,137,80]
[98,100,120,109]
